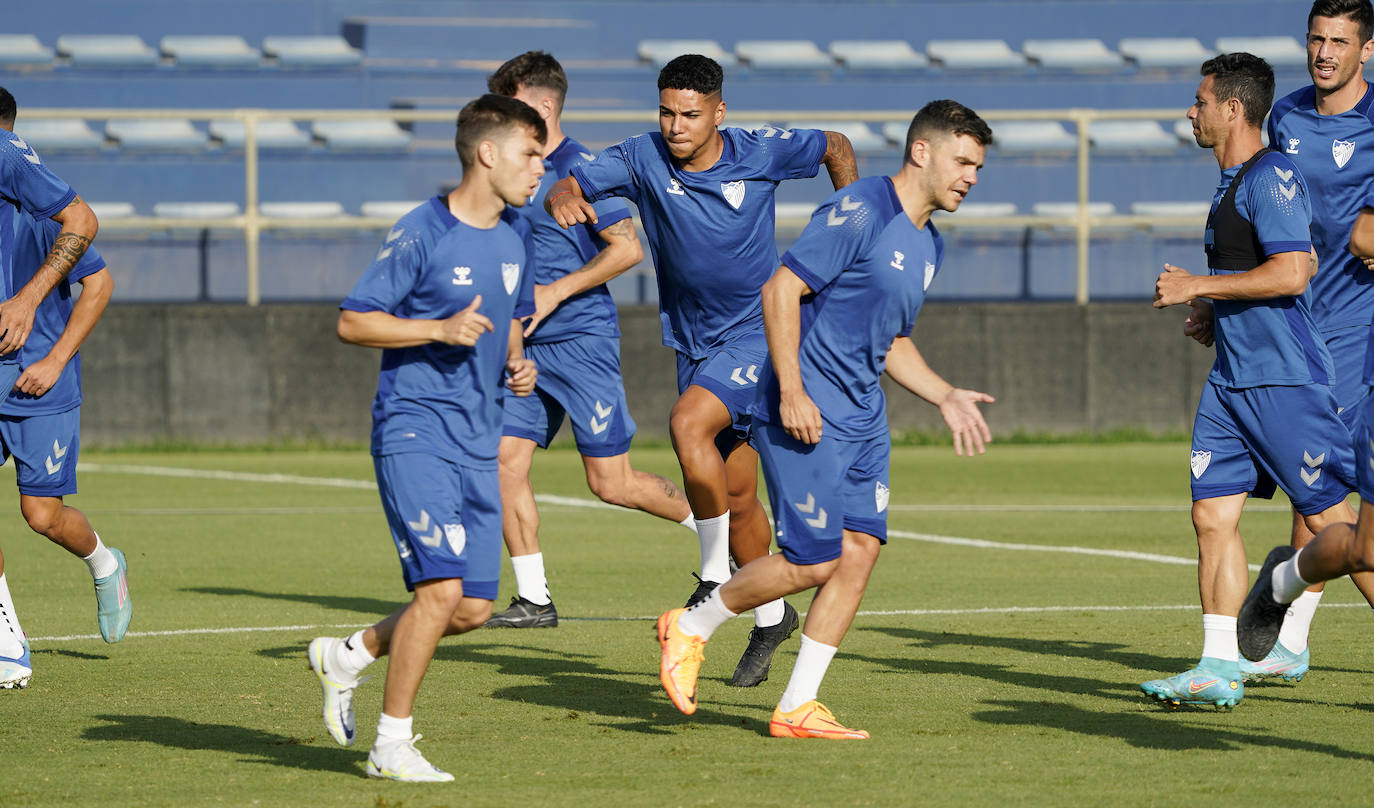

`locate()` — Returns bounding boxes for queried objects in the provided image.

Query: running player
[1142,53,1357,709]
[306,94,542,781]
[545,54,859,686]
[655,99,994,738]
[483,51,696,629]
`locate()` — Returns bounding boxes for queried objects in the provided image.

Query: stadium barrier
[28,106,1202,305]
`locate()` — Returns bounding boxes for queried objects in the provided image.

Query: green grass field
[5,443,1374,807]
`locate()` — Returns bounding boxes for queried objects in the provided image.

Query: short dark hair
[0,86,15,126]
[657,54,723,96]
[1201,52,1275,128]
[453,93,547,170]
[1309,0,1373,43]
[487,51,568,110]
[903,100,993,160]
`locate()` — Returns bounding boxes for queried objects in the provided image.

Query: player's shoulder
[550,136,599,172]
[811,176,901,241]
[1252,149,1303,184]
[1271,85,1317,125]
[499,205,532,240]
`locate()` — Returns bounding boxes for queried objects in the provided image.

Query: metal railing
[26,106,1202,305]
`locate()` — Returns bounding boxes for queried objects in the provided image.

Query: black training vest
[1205,148,1273,272]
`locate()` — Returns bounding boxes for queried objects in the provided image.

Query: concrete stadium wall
[77,302,1213,446]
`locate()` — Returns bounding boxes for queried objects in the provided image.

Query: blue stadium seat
[15,119,104,151]
[829,41,928,71]
[0,35,55,67]
[1089,120,1179,153]
[56,35,160,68]
[209,119,312,149]
[774,202,818,222]
[937,202,1019,218]
[637,39,737,68]
[260,201,347,218]
[735,40,833,70]
[787,121,888,154]
[262,36,361,68]
[88,201,136,219]
[1022,39,1124,71]
[312,120,412,151]
[926,40,1028,70]
[991,121,1077,154]
[1131,201,1210,217]
[152,201,242,219]
[1118,37,1213,69]
[360,201,426,220]
[1214,36,1306,68]
[106,119,208,151]
[1033,201,1117,220]
[161,36,262,68]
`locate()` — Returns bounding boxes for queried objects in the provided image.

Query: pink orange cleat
[656,608,706,715]
[769,700,869,740]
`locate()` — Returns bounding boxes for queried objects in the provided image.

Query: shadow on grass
[83,714,362,775]
[859,625,1195,674]
[181,586,402,617]
[36,648,108,661]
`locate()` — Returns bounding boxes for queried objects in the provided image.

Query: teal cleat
[94,547,132,643]
[1240,644,1309,683]
[1,638,32,689]
[1140,658,1243,709]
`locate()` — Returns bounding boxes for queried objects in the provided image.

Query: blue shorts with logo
[1323,324,1370,432]
[1190,381,1354,515]
[753,421,890,565]
[373,452,501,599]
[0,406,81,497]
[676,330,768,443]
[502,335,636,457]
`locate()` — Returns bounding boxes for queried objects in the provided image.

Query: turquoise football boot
[94,547,132,643]
[1140,657,1244,709]
[1240,643,1308,683]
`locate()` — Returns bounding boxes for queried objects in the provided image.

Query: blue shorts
[0,406,81,497]
[502,336,636,457]
[373,453,501,599]
[1323,325,1370,432]
[1190,382,1355,515]
[753,421,890,565]
[1354,397,1374,503]
[676,331,768,441]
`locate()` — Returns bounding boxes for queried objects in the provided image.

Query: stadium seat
[735,40,834,70]
[161,35,261,68]
[0,35,55,66]
[361,201,426,220]
[262,36,362,68]
[1032,201,1118,219]
[1118,37,1213,69]
[637,39,737,68]
[1172,119,1197,144]
[937,202,1019,218]
[152,201,243,218]
[926,40,1028,70]
[15,119,104,151]
[313,120,412,151]
[787,121,889,153]
[1022,39,1124,71]
[774,202,819,222]
[1130,201,1210,217]
[88,201,136,219]
[209,119,312,149]
[991,120,1078,154]
[829,40,928,71]
[1089,120,1179,153]
[1214,36,1306,68]
[56,35,160,68]
[106,119,207,151]
[259,202,347,218]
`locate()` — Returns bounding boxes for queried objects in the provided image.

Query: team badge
[1333,138,1356,168]
[923,261,936,291]
[875,481,890,513]
[1190,450,1211,479]
[721,180,746,209]
[502,262,520,294]
[444,523,466,556]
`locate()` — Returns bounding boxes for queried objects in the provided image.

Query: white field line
[888,503,1293,513]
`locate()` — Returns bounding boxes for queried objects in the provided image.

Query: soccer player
[1226,0,1374,680]
[546,54,859,686]
[0,89,114,690]
[482,51,696,629]
[656,100,995,738]
[306,94,543,782]
[1141,53,1358,709]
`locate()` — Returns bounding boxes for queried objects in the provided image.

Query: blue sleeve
[340,224,425,313]
[568,140,640,206]
[753,127,828,182]
[1243,159,1312,256]
[512,216,537,319]
[563,148,632,226]
[0,137,76,219]
[780,190,873,293]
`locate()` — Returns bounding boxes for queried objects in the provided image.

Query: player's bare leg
[19,494,129,643]
[582,451,692,521]
[670,386,736,595]
[723,440,771,565]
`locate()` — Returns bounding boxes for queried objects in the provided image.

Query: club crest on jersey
[1333,138,1356,168]
[1286,138,1300,154]
[875,481,890,513]
[502,262,520,294]
[444,523,466,555]
[923,261,937,290]
[1190,450,1211,479]
[721,180,746,209]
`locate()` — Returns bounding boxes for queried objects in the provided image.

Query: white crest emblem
[1190,450,1212,479]
[444,523,466,555]
[923,261,936,291]
[874,481,890,513]
[1333,138,1356,168]
[502,262,520,295]
[721,180,746,209]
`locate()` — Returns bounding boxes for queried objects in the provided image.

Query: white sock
[0,573,23,658]
[778,634,838,713]
[753,598,785,628]
[82,533,118,580]
[695,513,730,583]
[333,629,376,678]
[1200,613,1238,663]
[676,589,735,640]
[510,553,550,605]
[376,712,413,745]
[1277,589,1323,653]
[679,514,698,533]
[1272,549,1314,604]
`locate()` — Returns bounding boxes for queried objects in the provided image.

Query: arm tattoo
[599,217,635,242]
[41,232,92,281]
[823,131,859,190]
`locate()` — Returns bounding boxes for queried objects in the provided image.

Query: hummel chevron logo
[579,152,595,161]
[52,440,67,460]
[406,510,444,548]
[387,227,404,243]
[1303,451,1325,468]
[1273,167,1294,183]
[1278,183,1297,202]
[1300,467,1322,487]
[730,365,759,385]
[9,137,40,165]
[826,195,862,226]
[45,440,68,475]
[589,400,613,435]
[793,493,828,529]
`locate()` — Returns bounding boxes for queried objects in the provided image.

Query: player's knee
[20,500,61,537]
[586,474,631,507]
[1349,538,1374,574]
[448,601,493,633]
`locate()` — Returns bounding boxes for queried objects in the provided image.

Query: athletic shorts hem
[16,482,76,498]
[777,541,843,566]
[1191,482,1265,502]
[575,438,633,458]
[1293,489,1354,517]
[843,515,888,542]
[501,426,549,448]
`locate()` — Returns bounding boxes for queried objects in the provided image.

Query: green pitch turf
[4,444,1373,807]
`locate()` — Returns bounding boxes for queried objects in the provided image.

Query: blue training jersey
[569,125,827,359]
[341,196,536,469]
[1268,84,1374,332]
[1206,151,1330,389]
[754,176,942,441]
[516,136,631,344]
[0,133,78,366]
[1,212,106,416]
